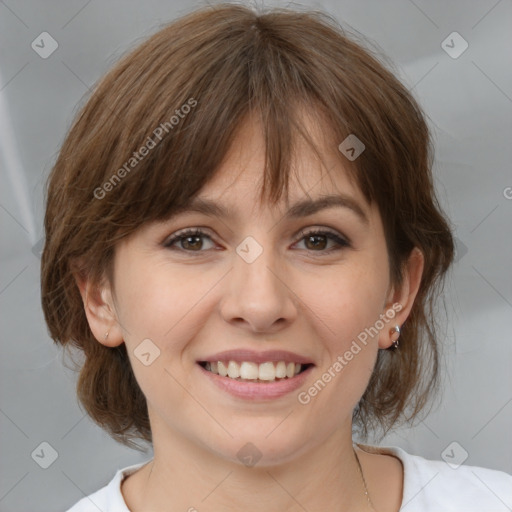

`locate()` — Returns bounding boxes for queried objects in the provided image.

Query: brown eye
[181,235,203,250]
[164,228,214,252]
[296,229,350,253]
[304,233,328,250]
[164,227,350,255]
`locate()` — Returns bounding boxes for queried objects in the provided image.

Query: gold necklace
[353,447,377,511]
[146,450,377,509]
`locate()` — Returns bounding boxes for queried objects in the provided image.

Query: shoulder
[64,460,151,512]
[357,443,512,511]
[400,447,512,511]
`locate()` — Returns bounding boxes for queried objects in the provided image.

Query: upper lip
[198,349,315,365]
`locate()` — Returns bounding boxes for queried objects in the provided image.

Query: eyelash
[163,227,351,255]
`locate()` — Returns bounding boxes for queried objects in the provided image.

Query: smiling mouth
[198,360,313,382]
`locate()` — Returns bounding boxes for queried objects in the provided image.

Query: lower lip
[197,363,314,400]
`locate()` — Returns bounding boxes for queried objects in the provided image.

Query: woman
[41,4,512,511]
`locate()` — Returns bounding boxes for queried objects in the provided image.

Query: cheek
[111,258,205,413]
[304,260,388,354]
[113,255,191,338]
[295,264,386,425]
[113,257,222,378]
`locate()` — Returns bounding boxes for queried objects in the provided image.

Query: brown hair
[41,3,454,450]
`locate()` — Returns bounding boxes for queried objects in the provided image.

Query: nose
[219,236,298,334]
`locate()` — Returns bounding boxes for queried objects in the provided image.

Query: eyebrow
[171,194,370,226]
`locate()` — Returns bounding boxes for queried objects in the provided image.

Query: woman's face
[94,115,416,466]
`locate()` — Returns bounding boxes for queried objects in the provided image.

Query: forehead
[190,110,371,222]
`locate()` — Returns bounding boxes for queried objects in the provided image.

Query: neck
[130,422,373,511]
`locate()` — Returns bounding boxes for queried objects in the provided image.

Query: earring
[389,325,401,349]
[104,331,110,340]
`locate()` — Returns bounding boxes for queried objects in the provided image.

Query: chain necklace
[353,446,377,511]
[145,449,377,510]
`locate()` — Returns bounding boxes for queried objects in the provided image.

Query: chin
[207,424,313,468]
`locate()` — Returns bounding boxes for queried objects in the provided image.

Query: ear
[73,270,124,347]
[378,247,424,349]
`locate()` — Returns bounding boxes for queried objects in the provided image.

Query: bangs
[81,7,384,242]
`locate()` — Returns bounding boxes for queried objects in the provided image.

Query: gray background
[1,0,511,511]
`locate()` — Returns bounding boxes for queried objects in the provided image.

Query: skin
[76,112,423,512]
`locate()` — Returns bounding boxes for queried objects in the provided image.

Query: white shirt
[65,444,512,511]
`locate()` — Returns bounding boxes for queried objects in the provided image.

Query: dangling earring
[389,325,401,349]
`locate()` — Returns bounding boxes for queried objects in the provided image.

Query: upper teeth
[204,361,303,381]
